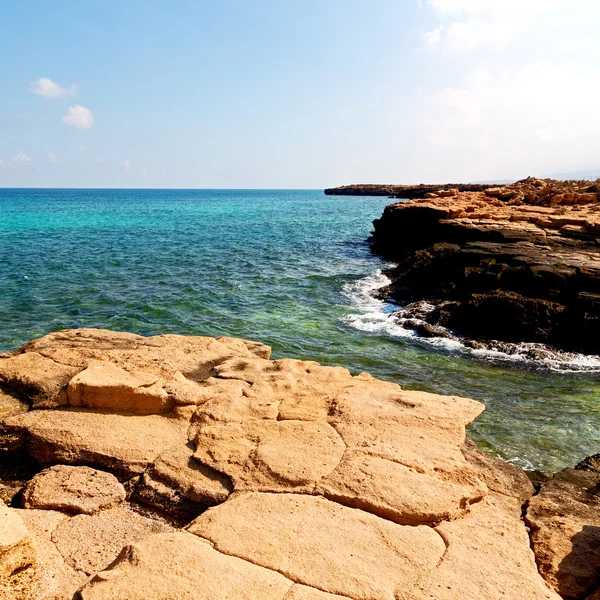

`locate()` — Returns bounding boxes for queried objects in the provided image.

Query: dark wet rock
[369,178,600,354]
[324,183,499,197]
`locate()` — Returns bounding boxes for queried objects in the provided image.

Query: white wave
[342,270,600,374]
[341,270,415,338]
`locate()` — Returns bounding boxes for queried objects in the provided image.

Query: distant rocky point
[364,177,600,354]
[324,182,500,198]
[1,328,597,599]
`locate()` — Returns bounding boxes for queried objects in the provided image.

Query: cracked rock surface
[0,328,576,599]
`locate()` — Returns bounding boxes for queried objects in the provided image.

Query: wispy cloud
[29,77,76,97]
[62,105,94,129]
[421,0,567,53]
[12,152,32,163]
[122,159,131,171]
[46,152,57,162]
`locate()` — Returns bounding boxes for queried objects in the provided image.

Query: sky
[1,0,600,188]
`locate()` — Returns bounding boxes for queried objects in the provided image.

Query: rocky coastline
[0,328,599,599]
[367,177,600,355]
[324,183,499,198]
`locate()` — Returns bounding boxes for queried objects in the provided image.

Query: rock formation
[0,328,595,599]
[369,177,600,354]
[324,183,499,197]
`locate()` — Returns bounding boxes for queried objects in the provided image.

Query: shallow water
[0,188,598,473]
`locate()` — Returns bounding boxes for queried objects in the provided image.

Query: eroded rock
[0,329,573,599]
[188,492,446,600]
[4,408,189,479]
[51,505,173,575]
[526,466,600,599]
[0,501,36,600]
[22,465,126,515]
[77,531,292,600]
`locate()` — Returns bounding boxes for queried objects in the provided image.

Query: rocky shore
[369,178,600,355]
[324,183,499,198]
[1,328,599,599]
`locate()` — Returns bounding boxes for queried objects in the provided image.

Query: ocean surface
[1,188,598,473]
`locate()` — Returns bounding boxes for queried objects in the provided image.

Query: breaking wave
[342,269,600,374]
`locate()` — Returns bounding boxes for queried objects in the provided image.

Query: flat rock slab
[408,494,561,599]
[68,360,172,414]
[5,408,189,479]
[17,508,87,600]
[22,465,126,515]
[51,506,173,575]
[188,492,446,600]
[317,452,483,525]
[78,531,293,600]
[193,420,346,492]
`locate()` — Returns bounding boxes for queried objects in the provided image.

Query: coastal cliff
[324,183,501,197]
[0,328,598,599]
[369,177,600,354]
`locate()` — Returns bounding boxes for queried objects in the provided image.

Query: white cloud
[12,152,32,163]
[421,60,600,177]
[29,77,76,98]
[96,156,103,163]
[140,167,149,175]
[0,158,4,165]
[62,105,94,129]
[80,145,86,151]
[422,0,567,52]
[46,152,56,162]
[122,159,131,171]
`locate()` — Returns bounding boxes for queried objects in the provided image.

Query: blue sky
[1,0,600,188]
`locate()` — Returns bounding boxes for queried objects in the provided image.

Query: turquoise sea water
[0,188,598,473]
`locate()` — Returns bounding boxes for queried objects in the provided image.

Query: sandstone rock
[0,384,29,420]
[0,353,80,408]
[52,505,173,575]
[526,466,600,599]
[407,494,561,599]
[0,501,36,600]
[134,442,232,519]
[190,376,276,425]
[285,586,352,600]
[188,492,446,600]
[67,360,172,414]
[462,439,534,504]
[316,452,482,525]
[77,531,292,600]
[0,329,568,599]
[192,420,345,492]
[22,465,126,514]
[4,408,189,479]
[17,508,87,600]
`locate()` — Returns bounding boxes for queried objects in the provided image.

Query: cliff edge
[370,177,600,354]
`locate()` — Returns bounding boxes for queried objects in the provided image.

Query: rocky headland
[0,328,599,599]
[368,177,600,355]
[324,183,499,198]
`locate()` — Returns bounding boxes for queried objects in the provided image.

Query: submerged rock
[0,328,573,599]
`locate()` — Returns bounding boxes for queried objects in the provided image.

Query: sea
[1,188,598,473]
